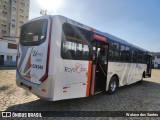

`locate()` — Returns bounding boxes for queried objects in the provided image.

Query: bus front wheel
[108,76,118,95]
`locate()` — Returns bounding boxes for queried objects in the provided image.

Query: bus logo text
[31,64,43,69]
[65,63,86,73]
[32,50,43,57]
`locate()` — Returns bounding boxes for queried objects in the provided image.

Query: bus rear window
[20,19,48,46]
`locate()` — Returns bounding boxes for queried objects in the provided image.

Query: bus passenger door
[90,36,108,95]
[96,43,108,93]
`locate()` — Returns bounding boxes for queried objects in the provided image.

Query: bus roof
[31,15,150,53]
[95,30,149,52]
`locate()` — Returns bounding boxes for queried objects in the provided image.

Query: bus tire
[143,71,146,78]
[108,76,118,95]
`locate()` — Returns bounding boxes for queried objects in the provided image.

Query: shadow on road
[0,86,9,91]
[0,85,14,92]
[4,80,160,112]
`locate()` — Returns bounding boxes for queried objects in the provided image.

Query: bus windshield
[20,19,48,46]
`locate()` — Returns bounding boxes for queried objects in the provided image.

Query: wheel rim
[110,80,116,92]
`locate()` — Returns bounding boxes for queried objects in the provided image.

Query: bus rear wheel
[108,76,118,95]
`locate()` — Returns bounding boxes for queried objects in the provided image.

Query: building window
[20,21,24,24]
[21,2,25,7]
[13,0,17,3]
[2,20,7,23]
[20,15,24,18]
[2,30,6,34]
[7,56,12,62]
[8,43,17,49]
[12,19,16,21]
[2,11,7,14]
[3,5,7,9]
[19,21,24,26]
[1,24,7,27]
[4,0,8,4]
[13,6,16,10]
[12,24,15,27]
[20,8,24,13]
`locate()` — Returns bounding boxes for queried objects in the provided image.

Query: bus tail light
[42,89,46,92]
[63,86,70,89]
[39,17,53,83]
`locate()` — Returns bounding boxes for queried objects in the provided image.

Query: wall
[153,56,160,69]
[0,40,17,66]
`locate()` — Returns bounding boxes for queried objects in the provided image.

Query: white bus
[16,15,152,101]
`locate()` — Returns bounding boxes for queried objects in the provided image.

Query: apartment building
[0,0,30,37]
[0,0,30,66]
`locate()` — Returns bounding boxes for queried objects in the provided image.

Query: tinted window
[61,23,91,60]
[113,42,119,51]
[137,51,143,63]
[142,53,147,63]
[157,55,160,59]
[120,45,125,61]
[109,41,113,60]
[132,50,137,63]
[20,19,48,46]
[125,46,130,62]
[113,42,120,61]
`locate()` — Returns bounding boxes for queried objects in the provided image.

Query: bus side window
[142,53,147,63]
[132,50,137,63]
[125,46,131,62]
[137,51,143,63]
[76,43,83,59]
[113,42,120,61]
[120,45,125,61]
[109,41,113,61]
[61,23,91,60]
[83,45,89,59]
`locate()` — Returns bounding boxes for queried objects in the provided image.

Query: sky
[29,0,160,52]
